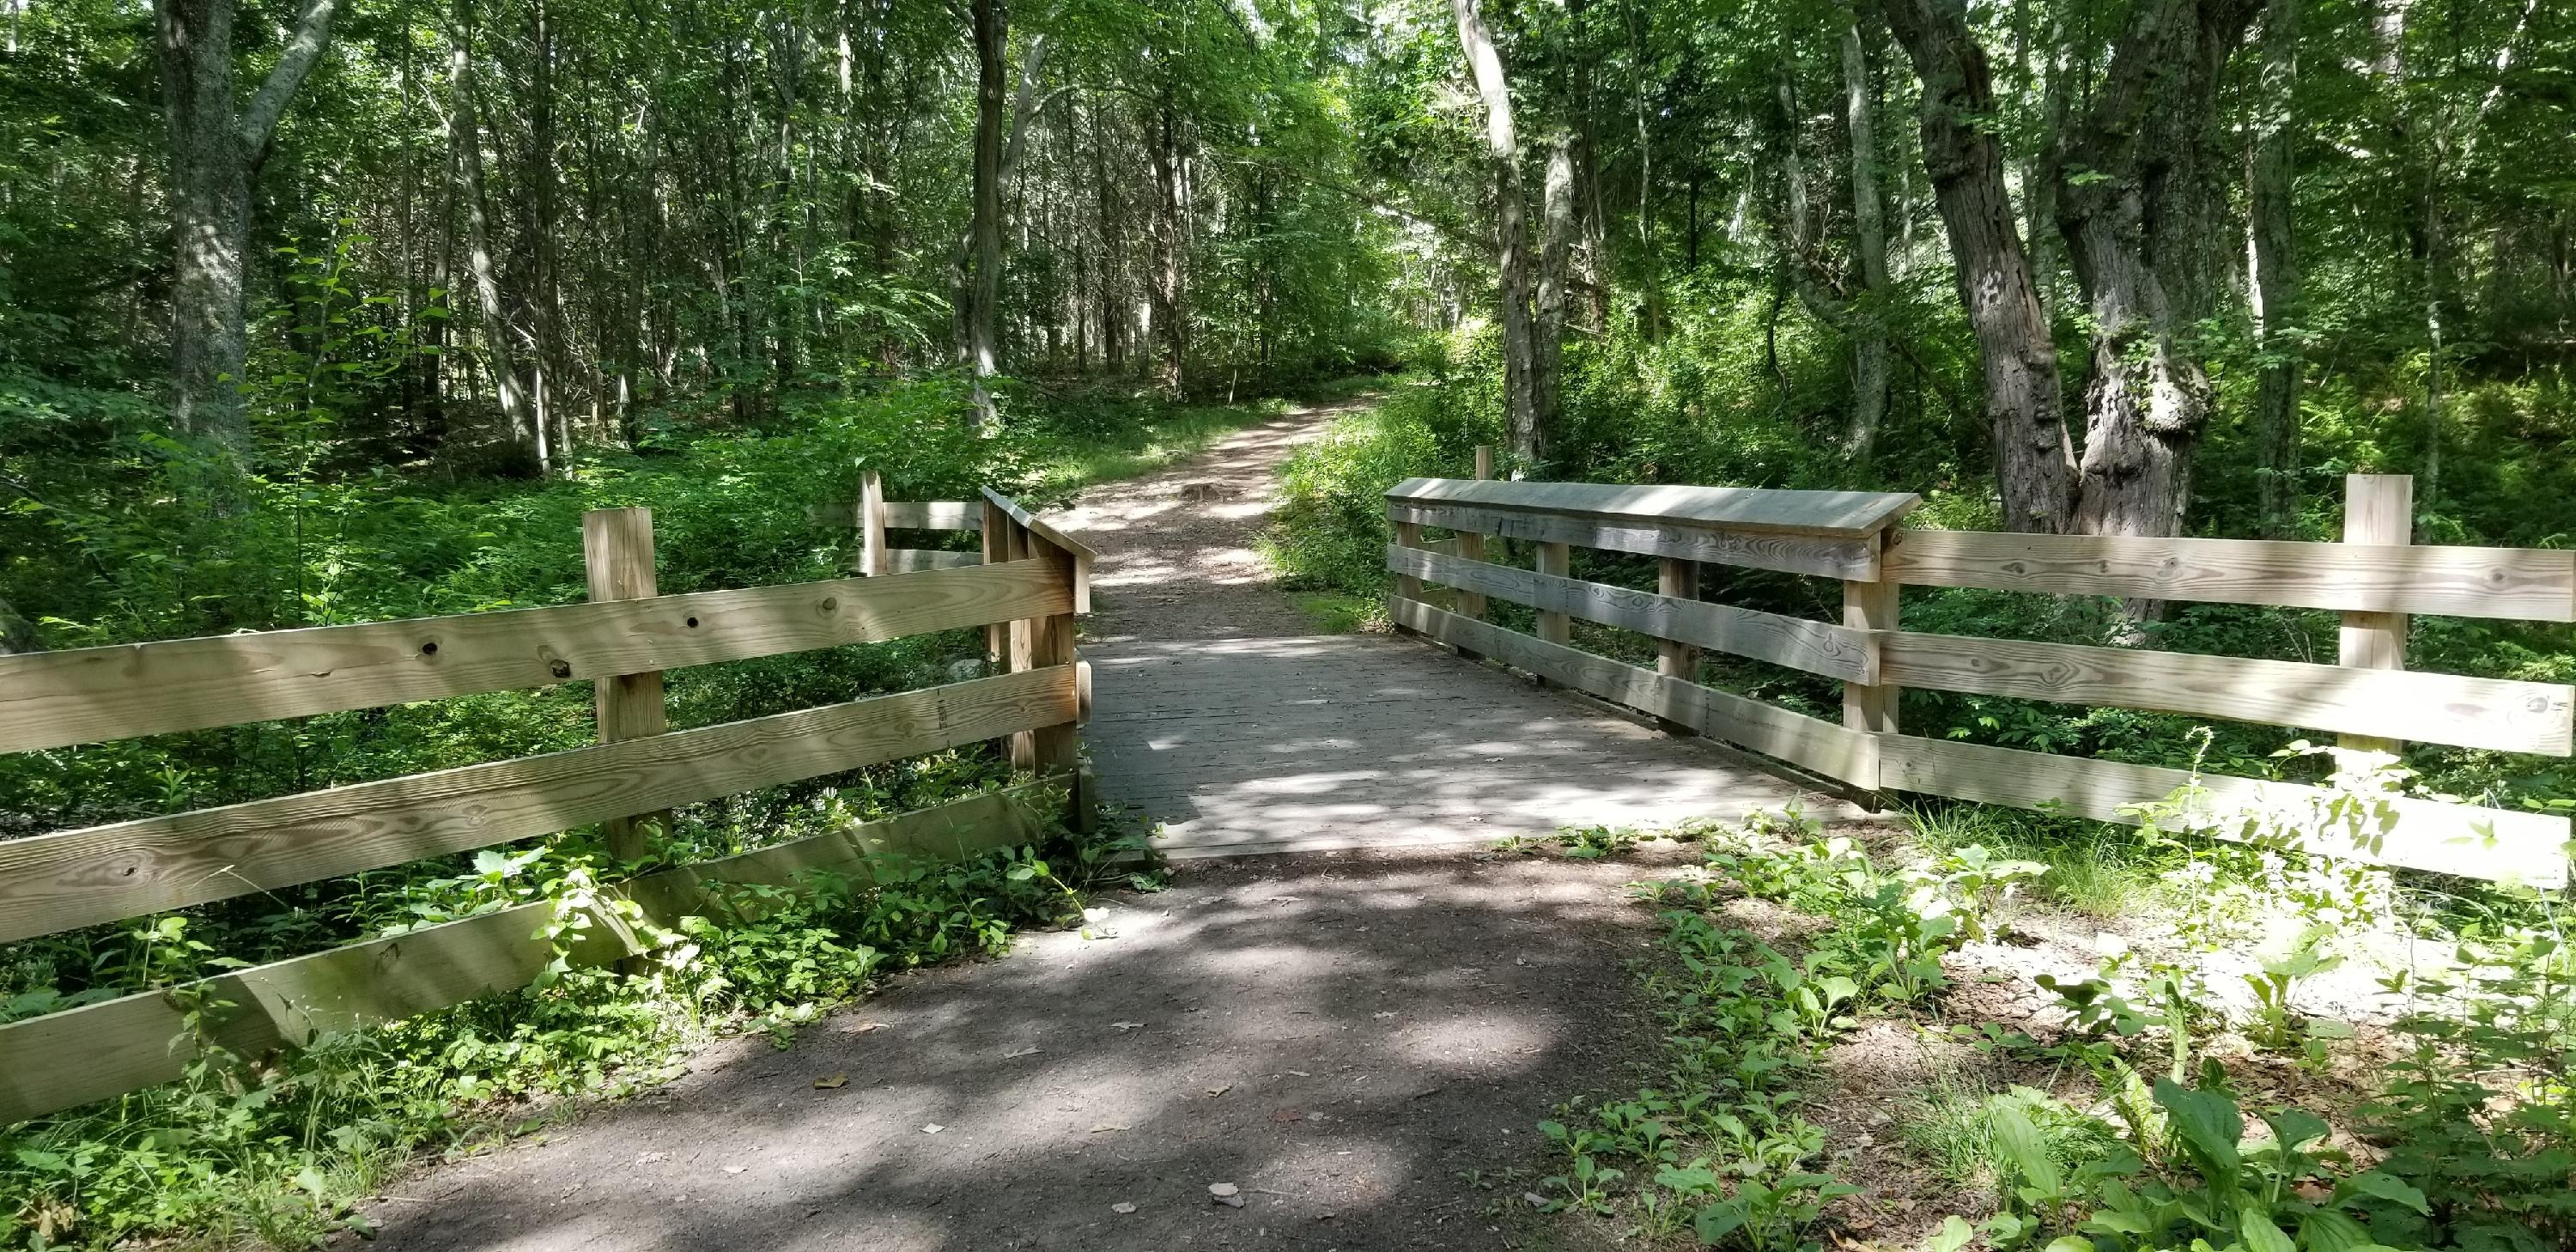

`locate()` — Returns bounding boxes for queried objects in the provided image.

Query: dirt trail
[361,396,1829,1251]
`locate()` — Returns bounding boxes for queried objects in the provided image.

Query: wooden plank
[876,549,981,573]
[0,561,1071,756]
[0,784,1060,1127]
[1386,477,1922,538]
[860,471,889,577]
[1028,544,1081,774]
[1388,597,1879,787]
[0,666,1080,945]
[882,501,984,531]
[1882,528,2576,622]
[1875,734,2569,887]
[1874,631,2571,756]
[1655,558,1703,736]
[1534,541,1571,685]
[583,507,672,865]
[2340,475,2412,754]
[1386,545,1874,684]
[981,488,1095,613]
[1388,501,1880,580]
[1843,534,1900,737]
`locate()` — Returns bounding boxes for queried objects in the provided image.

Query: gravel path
[360,395,1840,1251]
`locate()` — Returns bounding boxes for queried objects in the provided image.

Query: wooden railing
[0,494,1097,1124]
[1385,471,2576,889]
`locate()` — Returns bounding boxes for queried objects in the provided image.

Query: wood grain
[1875,734,2569,887]
[1883,528,2576,621]
[1388,597,1879,787]
[1874,630,2572,756]
[1386,477,1921,538]
[1843,541,1900,737]
[0,784,1059,1127]
[876,549,982,573]
[582,507,672,865]
[0,561,1066,756]
[2339,475,2412,754]
[981,488,1096,612]
[882,501,983,531]
[860,471,889,577]
[1388,501,1881,580]
[0,666,1080,944]
[1386,546,1875,683]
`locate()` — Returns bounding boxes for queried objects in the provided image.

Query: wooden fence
[0,490,1098,1125]
[1386,471,2576,889]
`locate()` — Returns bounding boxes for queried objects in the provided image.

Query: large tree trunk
[1149,88,1188,396]
[1566,0,1609,332]
[155,0,338,458]
[1875,0,2074,532]
[1534,135,1574,452]
[2055,0,2257,542]
[2248,0,2300,538]
[966,0,1005,428]
[1450,0,1540,469]
[1843,21,1891,465]
[450,4,538,471]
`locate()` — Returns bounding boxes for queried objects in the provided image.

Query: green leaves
[2154,1079,2245,1186]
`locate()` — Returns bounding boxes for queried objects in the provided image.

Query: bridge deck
[1054,401,1854,857]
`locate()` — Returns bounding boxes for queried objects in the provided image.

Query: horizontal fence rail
[1387,470,2576,887]
[0,491,1095,1124]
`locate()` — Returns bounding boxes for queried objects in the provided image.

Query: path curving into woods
[362,394,1846,1251]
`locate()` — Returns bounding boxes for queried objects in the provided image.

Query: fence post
[1534,540,1571,689]
[981,497,1012,665]
[1449,445,1492,660]
[1003,517,1039,770]
[1841,530,1900,745]
[582,507,671,866]
[1027,536,1081,776]
[1653,557,1702,734]
[2340,474,2412,756]
[859,470,889,576]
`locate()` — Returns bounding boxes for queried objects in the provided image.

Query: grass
[1896,1074,2123,1197]
[1292,593,1380,634]
[1034,397,1291,490]
[1902,801,2174,921]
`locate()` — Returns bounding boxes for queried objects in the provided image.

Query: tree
[155,0,340,456]
[2248,0,2300,537]
[2054,0,2260,541]
[966,0,1005,428]
[1874,0,2074,532]
[1449,0,1542,470]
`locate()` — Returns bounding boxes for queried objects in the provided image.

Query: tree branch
[238,0,339,162]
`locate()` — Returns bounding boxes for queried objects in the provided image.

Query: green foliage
[0,803,1148,1249]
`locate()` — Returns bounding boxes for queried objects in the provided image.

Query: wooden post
[1842,532,1900,736]
[582,507,671,866]
[1534,540,1571,688]
[981,497,1012,664]
[1654,556,1701,734]
[1392,517,1425,636]
[1027,538,1081,775]
[2340,474,2412,756]
[1005,519,1039,770]
[1452,446,1489,659]
[859,470,889,576]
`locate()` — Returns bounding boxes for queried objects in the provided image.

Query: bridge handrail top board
[1386,477,1923,539]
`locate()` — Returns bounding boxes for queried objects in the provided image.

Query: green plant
[1685,1171,1859,1252]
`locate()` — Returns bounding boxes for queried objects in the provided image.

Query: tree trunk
[2247,0,2300,538]
[2055,0,2256,544]
[1566,0,1609,332]
[1875,0,2074,532]
[1149,88,1188,396]
[1451,0,1540,468]
[154,0,338,458]
[450,4,538,471]
[966,0,1005,428]
[1843,21,1891,465]
[1535,134,1574,455]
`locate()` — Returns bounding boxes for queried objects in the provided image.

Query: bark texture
[1450,0,1540,469]
[2053,0,2258,541]
[2248,0,2300,537]
[155,0,339,455]
[967,0,1005,427]
[1875,0,2074,532]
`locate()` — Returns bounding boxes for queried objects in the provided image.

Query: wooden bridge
[1,457,2571,1128]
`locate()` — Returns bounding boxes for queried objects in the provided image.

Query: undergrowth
[1,782,1156,1249]
[1511,776,2576,1252]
